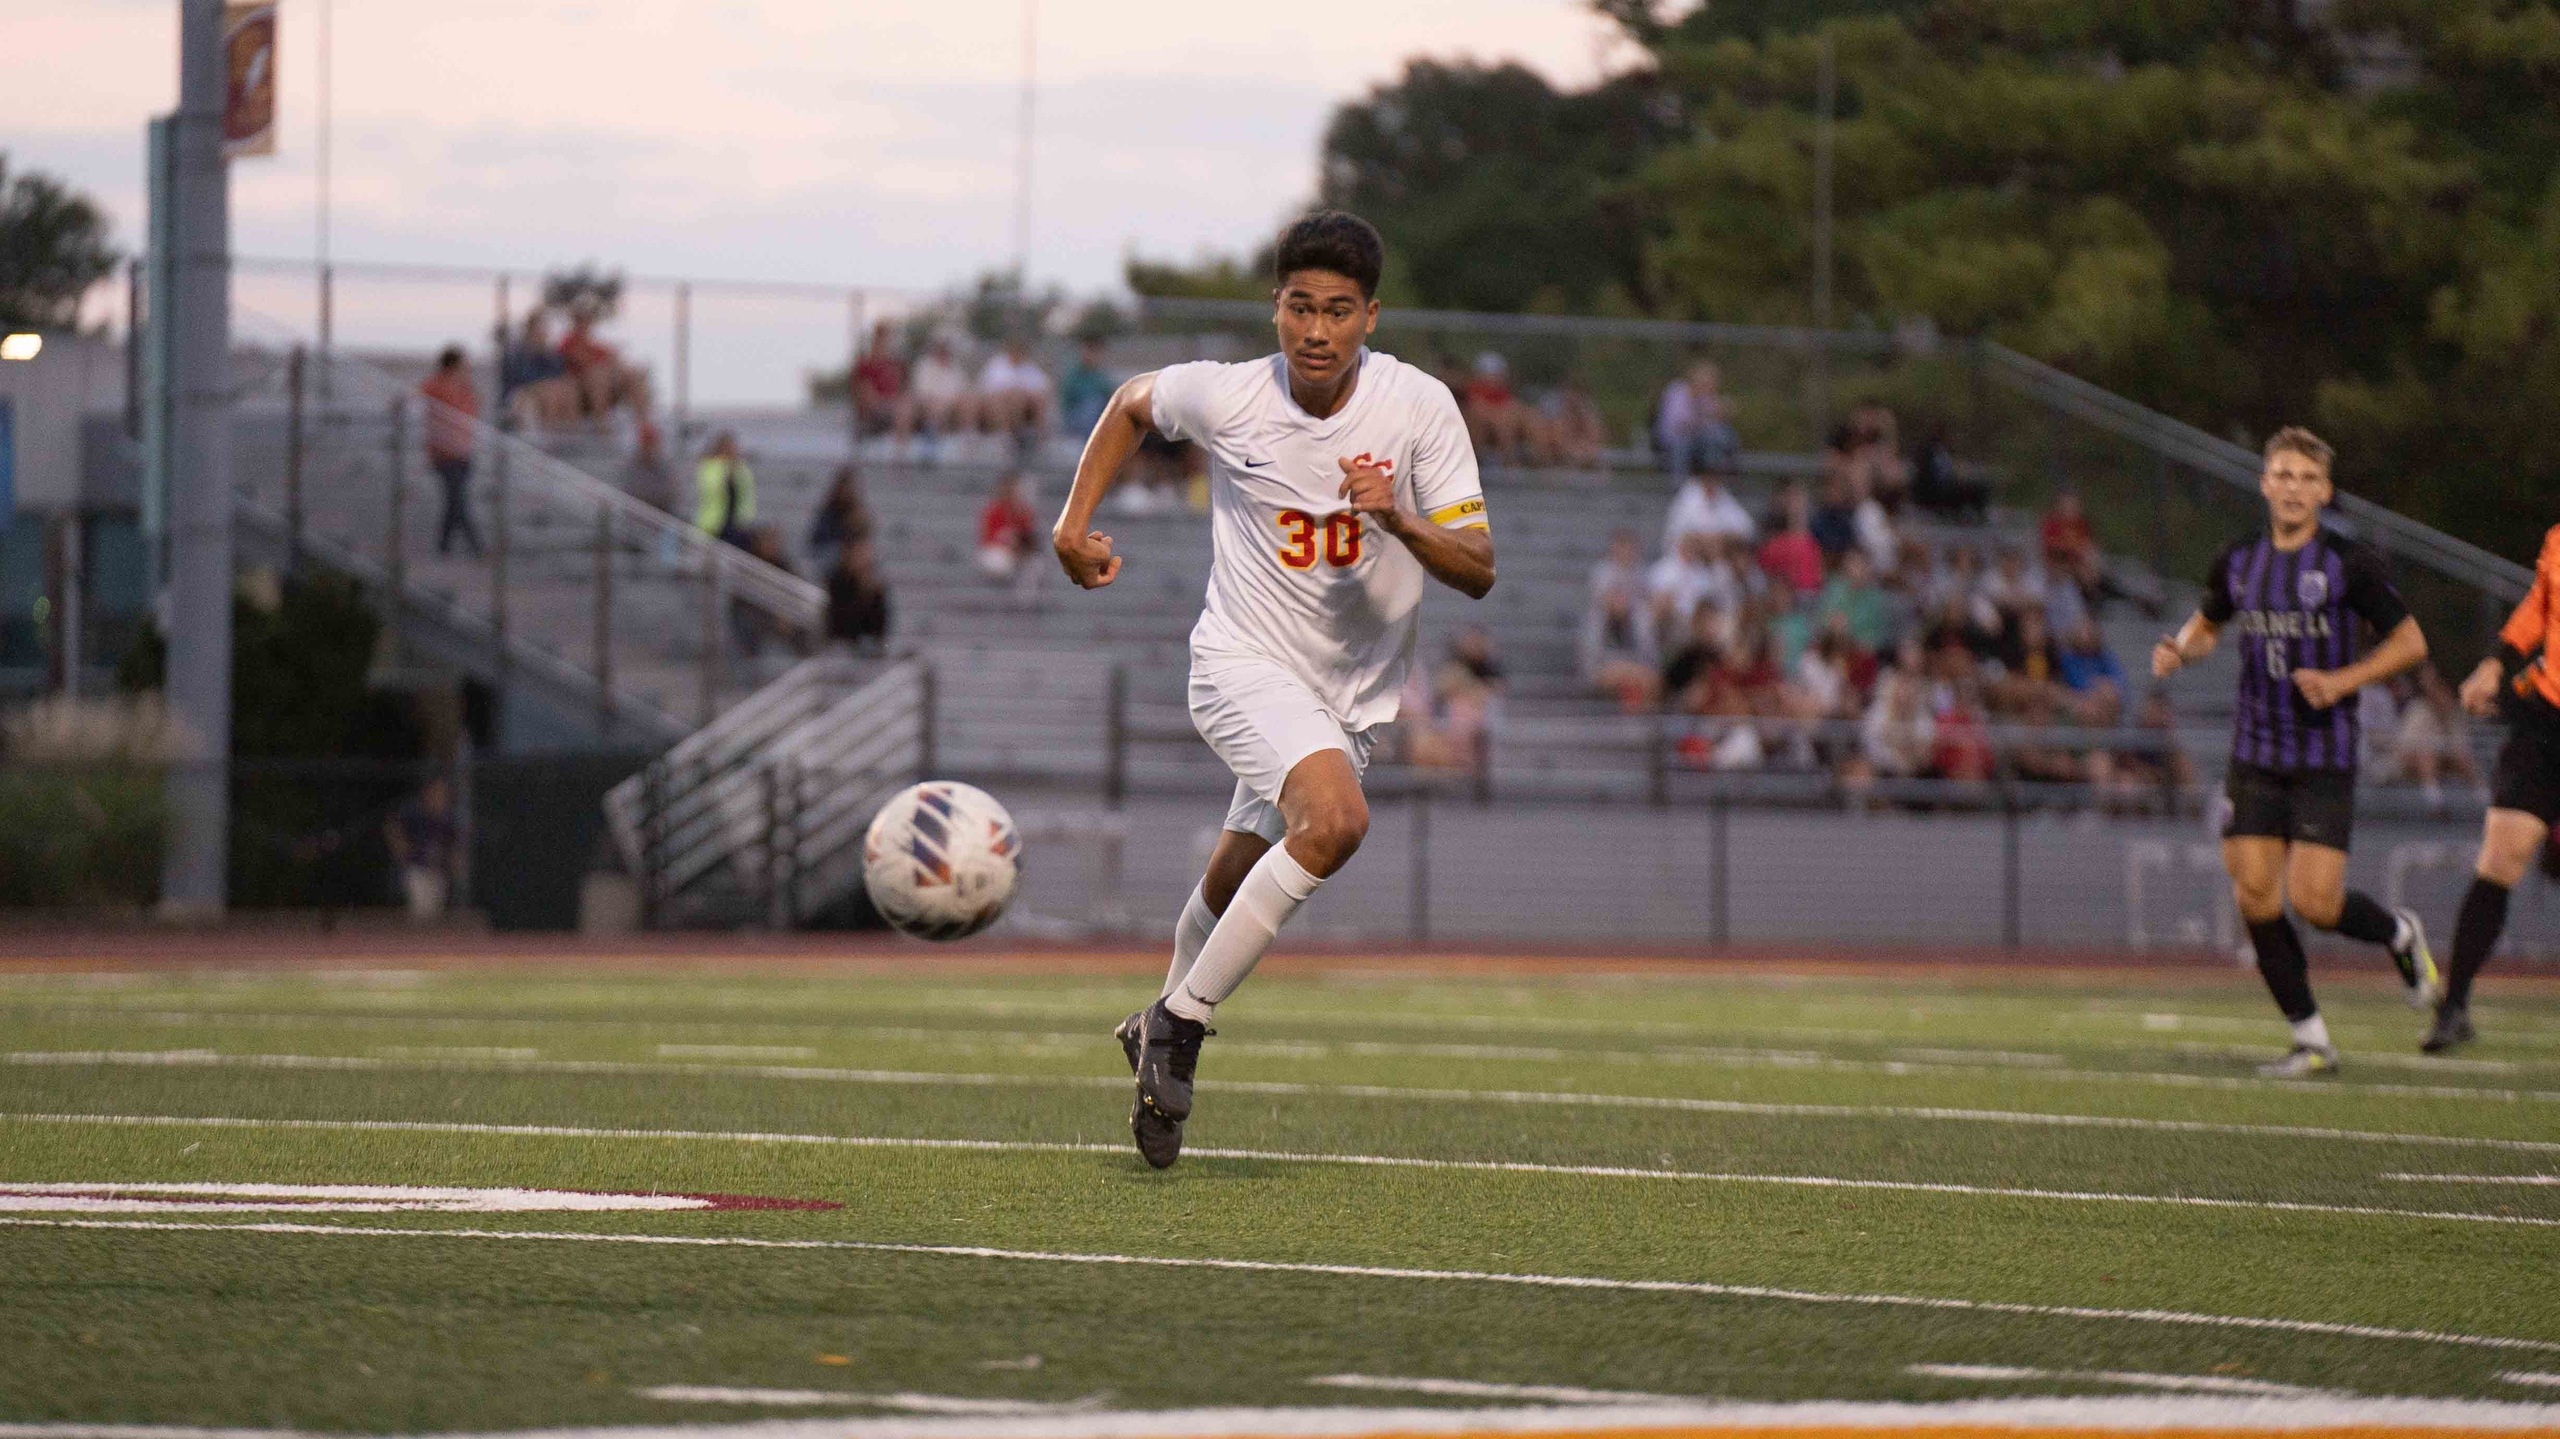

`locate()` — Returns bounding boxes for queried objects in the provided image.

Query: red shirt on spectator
[1758,530,1825,595]
[854,351,906,404]
[1930,701,1996,782]
[1463,374,1514,411]
[979,492,1036,553]
[2041,510,2094,570]
[559,322,616,374]
[419,369,479,462]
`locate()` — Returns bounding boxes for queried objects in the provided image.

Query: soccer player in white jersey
[1052,211,1497,1167]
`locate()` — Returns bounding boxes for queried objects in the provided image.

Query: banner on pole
[222,1,278,158]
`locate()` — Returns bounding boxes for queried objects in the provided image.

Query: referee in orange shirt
[2434,525,2560,1051]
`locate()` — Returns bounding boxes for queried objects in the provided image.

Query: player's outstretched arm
[1338,456,1495,599]
[1051,373,1158,589]
[2151,612,2219,678]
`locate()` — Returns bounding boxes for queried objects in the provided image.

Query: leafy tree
[0,155,118,331]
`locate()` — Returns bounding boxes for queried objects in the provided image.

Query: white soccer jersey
[1151,349,1489,730]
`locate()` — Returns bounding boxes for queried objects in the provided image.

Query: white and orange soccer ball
[861,781,1021,940]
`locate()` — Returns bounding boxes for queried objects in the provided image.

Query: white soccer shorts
[1189,653,1378,844]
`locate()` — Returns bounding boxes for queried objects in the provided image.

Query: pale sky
[9,0,1635,293]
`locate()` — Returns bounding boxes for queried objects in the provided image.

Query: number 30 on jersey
[1276,510,1362,569]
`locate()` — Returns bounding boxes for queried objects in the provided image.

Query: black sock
[2446,877,2510,1010]
[2331,889,2400,947]
[2247,916,2318,1023]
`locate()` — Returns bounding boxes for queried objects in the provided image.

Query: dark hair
[1274,210,1385,297]
[437,345,465,369]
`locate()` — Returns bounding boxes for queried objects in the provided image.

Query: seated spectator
[1861,657,1937,781]
[1928,676,1998,786]
[1582,568,1661,713]
[1409,628,1504,771]
[1653,358,1740,478]
[732,527,811,658]
[978,337,1053,447]
[559,308,651,422]
[1676,623,1780,770]
[851,321,909,438]
[1755,485,1824,596]
[1817,547,1893,654]
[1783,614,1866,767]
[1810,428,1865,561]
[1993,605,2066,708]
[1463,353,1532,464]
[1847,401,1911,514]
[1665,467,1756,553]
[2388,666,2485,807]
[1058,338,1116,437]
[1590,529,1646,607]
[975,472,1040,588]
[1535,379,1606,468]
[2040,489,2158,617]
[1910,422,1991,522]
[621,420,678,515]
[1921,545,2002,655]
[1977,546,2050,639]
[2004,684,2089,785]
[806,465,875,575]
[501,311,578,429]
[902,337,975,451]
[826,539,893,652]
[2102,688,2195,810]
[1648,533,1745,642]
[2057,618,2127,717]
[693,431,756,546]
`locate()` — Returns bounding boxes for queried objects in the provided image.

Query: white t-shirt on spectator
[1645,551,1743,631]
[1149,349,1489,730]
[980,353,1049,396]
[913,355,969,402]
[1854,496,1897,573]
[1664,479,1757,552]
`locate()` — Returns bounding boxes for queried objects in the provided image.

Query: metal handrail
[1978,341,2531,600]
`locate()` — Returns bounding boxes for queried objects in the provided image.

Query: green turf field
[2,956,2557,1432]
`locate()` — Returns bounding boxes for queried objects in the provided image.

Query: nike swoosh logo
[1242,457,1274,469]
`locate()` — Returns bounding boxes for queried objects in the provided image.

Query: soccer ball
[861,781,1021,941]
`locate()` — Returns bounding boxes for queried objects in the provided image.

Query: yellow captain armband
[1427,496,1489,530]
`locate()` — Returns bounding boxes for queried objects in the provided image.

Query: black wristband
[2496,642,2532,684]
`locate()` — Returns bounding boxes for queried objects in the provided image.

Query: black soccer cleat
[1133,998,1211,1125]
[1114,1008,1145,1075]
[2421,1003,2477,1055]
[1130,1091,1184,1169]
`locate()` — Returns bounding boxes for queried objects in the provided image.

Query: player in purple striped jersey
[2152,428,2439,1077]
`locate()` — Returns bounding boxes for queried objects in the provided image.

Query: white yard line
[2500,1372,2560,1387]
[1305,1376,1689,1405]
[14,1042,2554,1106]
[4,1216,2558,1357]
[8,1112,2558,1228]
[633,1389,1101,1415]
[12,1050,2560,1154]
[2382,1173,2560,1185]
[1906,1363,2327,1397]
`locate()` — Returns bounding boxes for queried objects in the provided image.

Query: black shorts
[2223,761,2358,851]
[2492,703,2560,824]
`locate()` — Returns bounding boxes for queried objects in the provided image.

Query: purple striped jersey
[2200,527,2410,772]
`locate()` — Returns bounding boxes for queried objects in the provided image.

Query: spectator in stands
[1861,650,1937,782]
[1654,358,1740,478]
[1977,545,2049,640]
[1992,604,2065,709]
[806,465,874,576]
[902,337,974,455]
[1757,484,1826,596]
[977,337,1052,451]
[1581,569,1661,712]
[2102,687,2194,810]
[2386,666,2485,807]
[419,346,484,558]
[731,528,811,660]
[975,472,1040,589]
[851,321,909,439]
[693,431,756,547]
[2040,489,2158,617]
[618,420,677,516]
[501,311,578,429]
[1405,628,1503,771]
[1782,613,1865,765]
[559,307,650,422]
[1817,547,1893,653]
[1058,338,1116,437]
[1647,533,1745,644]
[1590,529,1646,608]
[2057,618,2128,720]
[385,775,459,921]
[1535,378,1606,468]
[1848,401,1912,514]
[826,538,893,653]
[1910,422,1990,522]
[1811,426,1893,565]
[1664,466,1756,554]
[1928,674,1998,787]
[1463,353,1532,464]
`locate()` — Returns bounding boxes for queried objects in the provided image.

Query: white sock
[1159,884,1218,1000]
[2290,1014,2332,1050]
[1165,845,1322,1021]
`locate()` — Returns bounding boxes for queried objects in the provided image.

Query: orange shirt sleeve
[2500,527,2560,659]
